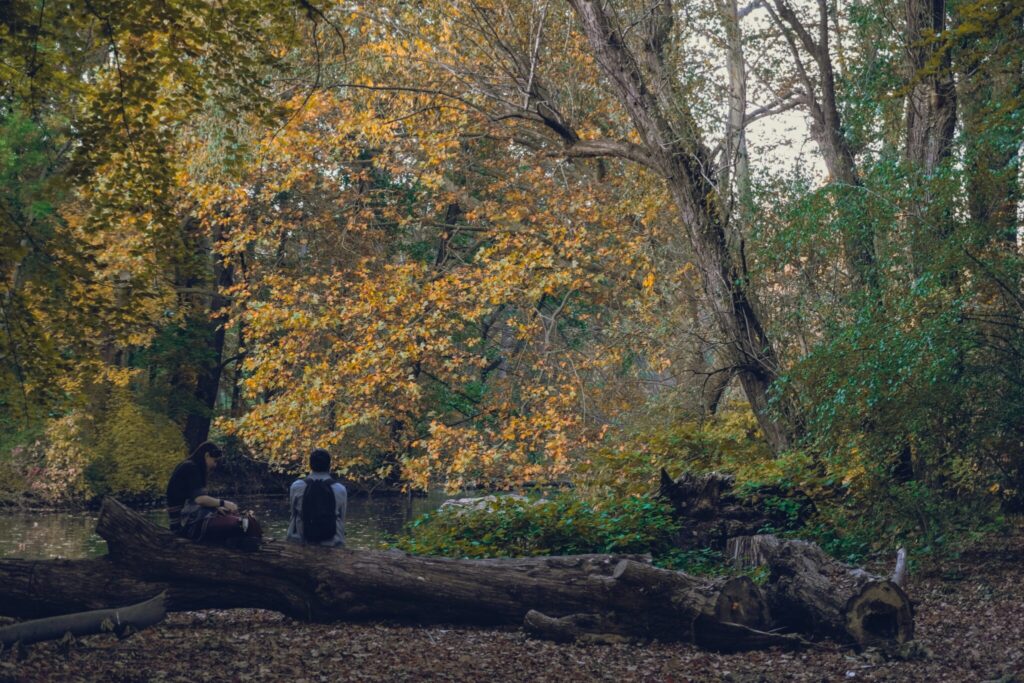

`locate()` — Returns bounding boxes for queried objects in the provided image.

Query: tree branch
[557,138,663,172]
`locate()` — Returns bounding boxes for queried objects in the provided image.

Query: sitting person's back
[287,448,347,547]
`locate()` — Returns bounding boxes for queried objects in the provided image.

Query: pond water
[0,490,468,560]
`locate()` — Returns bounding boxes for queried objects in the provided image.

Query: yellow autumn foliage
[89,397,186,498]
[575,404,776,500]
[38,393,186,500]
[40,413,94,501]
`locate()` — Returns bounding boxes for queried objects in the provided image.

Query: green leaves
[396,493,683,564]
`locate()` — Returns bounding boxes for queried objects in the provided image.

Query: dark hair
[309,448,331,473]
[189,441,223,486]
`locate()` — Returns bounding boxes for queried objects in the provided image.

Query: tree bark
[904,0,958,279]
[904,0,957,177]
[0,558,162,619]
[659,470,814,549]
[726,535,914,647]
[3,499,789,650]
[182,226,234,452]
[719,0,753,239]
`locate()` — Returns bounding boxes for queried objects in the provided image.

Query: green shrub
[396,493,752,575]
[397,493,685,562]
[801,477,1006,564]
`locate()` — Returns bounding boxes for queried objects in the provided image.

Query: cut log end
[726,534,781,569]
[727,534,916,647]
[845,581,914,647]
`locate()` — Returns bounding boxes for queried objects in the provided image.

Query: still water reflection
[0,490,466,560]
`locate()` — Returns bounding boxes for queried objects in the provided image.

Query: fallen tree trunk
[726,535,913,647]
[6,498,793,651]
[659,470,814,549]
[0,593,166,648]
[0,556,263,618]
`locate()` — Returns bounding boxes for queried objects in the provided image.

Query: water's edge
[0,490,465,560]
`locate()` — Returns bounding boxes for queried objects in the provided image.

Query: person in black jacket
[165,441,262,549]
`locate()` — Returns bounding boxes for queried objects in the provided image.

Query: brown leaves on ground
[5,533,1024,683]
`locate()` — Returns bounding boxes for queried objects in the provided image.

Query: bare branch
[744,92,804,126]
[558,138,663,172]
[763,3,821,118]
[773,0,822,60]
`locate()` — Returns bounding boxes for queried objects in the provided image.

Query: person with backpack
[286,448,347,547]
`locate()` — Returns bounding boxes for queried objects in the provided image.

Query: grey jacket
[286,472,347,547]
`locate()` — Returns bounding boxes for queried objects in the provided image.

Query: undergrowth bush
[398,493,736,573]
[398,494,677,558]
[576,402,1005,560]
[0,425,44,501]
[398,493,763,576]
[86,395,185,499]
[33,390,187,502]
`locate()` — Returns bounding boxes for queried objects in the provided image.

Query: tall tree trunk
[182,228,234,452]
[719,0,753,241]
[961,13,1022,251]
[568,0,797,452]
[904,0,958,277]
[904,0,958,174]
[768,0,877,291]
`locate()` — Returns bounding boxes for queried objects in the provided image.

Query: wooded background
[1,0,1021,549]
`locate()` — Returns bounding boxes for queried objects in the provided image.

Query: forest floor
[3,527,1023,683]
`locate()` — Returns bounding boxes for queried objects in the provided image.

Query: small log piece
[891,547,908,588]
[0,592,166,648]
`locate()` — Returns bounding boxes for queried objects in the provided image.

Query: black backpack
[301,477,336,543]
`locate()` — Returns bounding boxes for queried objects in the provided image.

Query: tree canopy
[1,0,1021,543]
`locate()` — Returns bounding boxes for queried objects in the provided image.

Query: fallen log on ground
[0,498,800,651]
[658,470,814,549]
[726,535,914,647]
[0,556,253,618]
[0,593,166,648]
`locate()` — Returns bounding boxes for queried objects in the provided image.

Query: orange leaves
[183,11,686,489]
